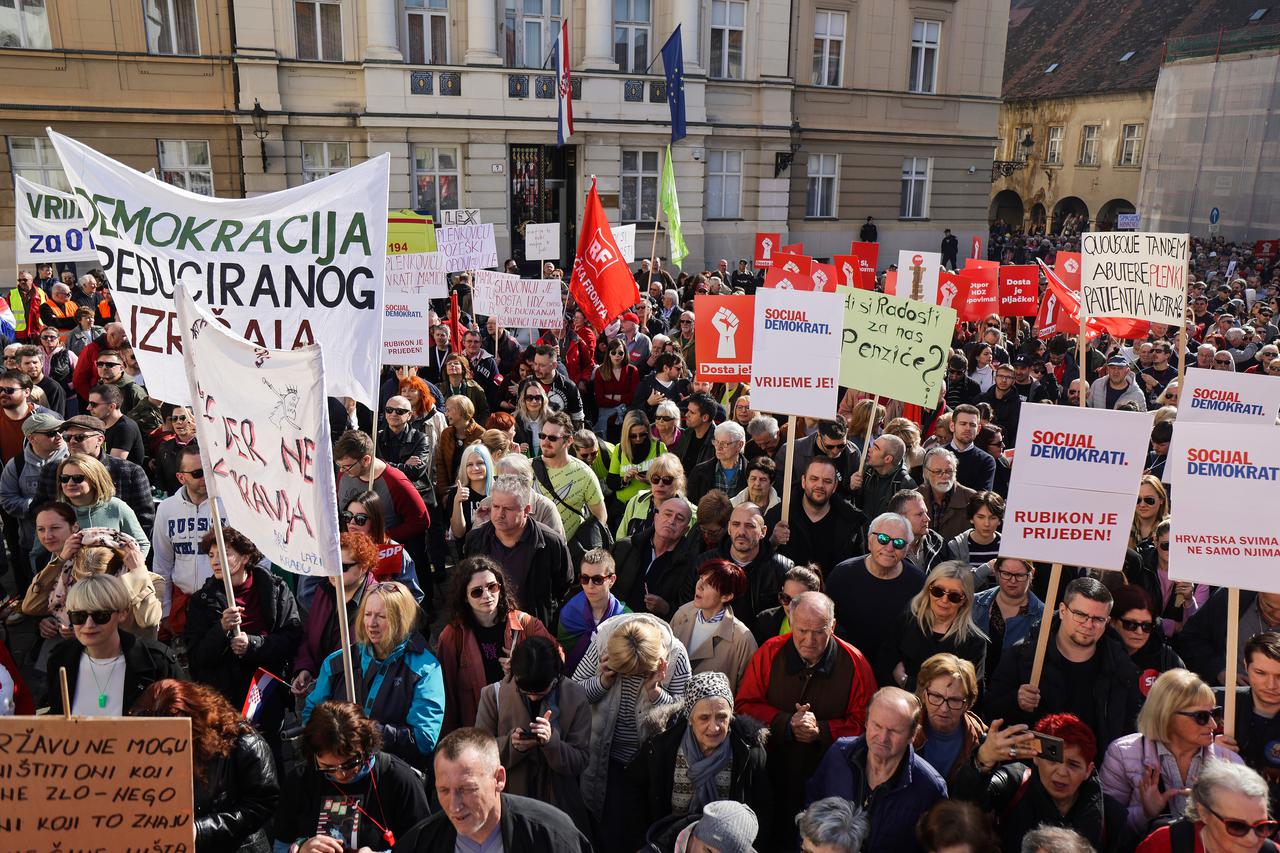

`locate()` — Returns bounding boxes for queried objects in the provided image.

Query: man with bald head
[806,687,947,852]
[736,591,876,848]
[699,501,792,637]
[850,432,915,519]
[378,394,433,494]
[71,321,128,402]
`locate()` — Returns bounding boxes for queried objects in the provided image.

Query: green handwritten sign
[839,288,956,407]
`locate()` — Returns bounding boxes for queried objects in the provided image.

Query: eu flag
[660,26,687,143]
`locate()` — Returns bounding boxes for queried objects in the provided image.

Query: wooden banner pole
[1224,587,1241,738]
[780,415,798,519]
[59,666,71,718]
[856,396,878,478]
[335,567,358,703]
[1029,562,1064,687]
[647,194,666,283]
[1077,329,1088,409]
[207,497,239,614]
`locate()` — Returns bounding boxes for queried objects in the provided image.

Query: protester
[1130,474,1169,551]
[446,442,493,544]
[291,532,378,699]
[615,452,686,539]
[918,447,977,539]
[1133,760,1276,853]
[878,561,987,691]
[433,395,485,501]
[613,495,700,620]
[911,653,987,783]
[972,557,1044,681]
[694,502,791,637]
[766,455,866,577]
[670,559,758,690]
[342,489,426,602]
[826,512,925,658]
[687,421,748,504]
[607,409,662,511]
[938,490,1005,584]
[334,430,430,572]
[1107,584,1186,676]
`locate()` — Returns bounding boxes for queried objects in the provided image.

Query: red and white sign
[851,241,879,287]
[971,235,983,259]
[763,267,816,291]
[890,250,942,303]
[833,255,860,289]
[781,242,805,254]
[810,262,839,293]
[999,265,1040,317]
[772,251,812,276]
[754,232,781,268]
[1254,240,1279,260]
[694,295,754,382]
[940,268,999,322]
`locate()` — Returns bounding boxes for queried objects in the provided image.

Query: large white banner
[1168,422,1280,591]
[749,288,842,419]
[1002,404,1153,570]
[175,284,341,577]
[47,130,388,407]
[14,175,101,264]
[1081,231,1189,324]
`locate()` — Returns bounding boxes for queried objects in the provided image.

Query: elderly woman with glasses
[303,580,444,770]
[615,452,688,540]
[1134,760,1279,853]
[1107,584,1186,677]
[652,399,683,449]
[911,653,987,783]
[876,560,987,691]
[276,700,430,852]
[1101,668,1244,834]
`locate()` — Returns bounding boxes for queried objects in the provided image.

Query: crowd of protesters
[1,230,1279,853]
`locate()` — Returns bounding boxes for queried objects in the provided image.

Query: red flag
[449,292,462,352]
[1037,259,1151,340]
[569,178,640,332]
[998,265,1040,317]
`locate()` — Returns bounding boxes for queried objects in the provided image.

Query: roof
[1003,0,1275,101]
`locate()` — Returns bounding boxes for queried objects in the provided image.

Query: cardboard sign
[484,277,563,329]
[441,208,481,226]
[1081,231,1189,324]
[438,223,498,272]
[695,294,754,382]
[891,250,942,304]
[384,250,447,299]
[763,266,815,291]
[524,222,560,261]
[382,291,433,362]
[1168,422,1280,591]
[999,265,1040,317]
[1001,404,1154,570]
[612,223,636,264]
[754,232,781,268]
[14,174,101,264]
[0,716,195,849]
[833,254,865,290]
[750,288,842,418]
[839,289,955,407]
[471,269,517,316]
[386,209,437,254]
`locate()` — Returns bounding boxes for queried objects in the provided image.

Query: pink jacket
[1099,731,1243,832]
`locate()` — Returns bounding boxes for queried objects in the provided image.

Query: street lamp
[251,99,270,173]
[774,120,802,178]
[990,130,1035,181]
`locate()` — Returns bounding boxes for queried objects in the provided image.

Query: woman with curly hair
[290,532,379,701]
[435,555,557,733]
[131,679,278,852]
[438,352,490,423]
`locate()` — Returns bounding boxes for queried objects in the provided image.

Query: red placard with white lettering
[1255,240,1279,260]
[999,265,1040,317]
[695,295,755,382]
[850,241,879,283]
[952,268,1000,322]
[754,232,781,268]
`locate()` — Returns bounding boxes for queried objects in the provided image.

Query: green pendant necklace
[86,654,122,709]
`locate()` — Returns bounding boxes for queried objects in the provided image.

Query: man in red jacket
[70,321,128,403]
[735,591,875,848]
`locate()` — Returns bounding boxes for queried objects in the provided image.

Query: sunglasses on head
[68,609,114,626]
[1118,617,1155,633]
[469,581,501,599]
[59,474,86,485]
[929,585,966,605]
[1175,709,1217,726]
[384,406,410,416]
[578,573,613,586]
[1137,496,1160,506]
[873,532,907,550]
[341,512,370,526]
[1202,802,1280,839]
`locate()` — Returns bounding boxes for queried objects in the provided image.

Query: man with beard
[461,329,503,411]
[765,456,865,576]
[531,345,583,428]
[917,447,976,539]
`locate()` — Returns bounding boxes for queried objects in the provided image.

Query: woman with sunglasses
[608,410,662,510]
[436,555,556,734]
[148,404,197,496]
[46,573,186,715]
[651,399,683,450]
[183,525,302,727]
[876,561,987,692]
[291,532,379,701]
[975,425,1011,498]
[558,548,631,675]
[303,581,444,769]
[446,443,493,548]
[342,490,425,604]
[911,653,987,783]
[671,311,697,373]
[276,700,430,853]
[1130,474,1170,552]
[514,377,551,454]
[131,679,279,853]
[37,325,76,390]
[591,340,639,440]
[1106,585,1185,678]
[55,452,148,556]
[1101,668,1244,835]
[1134,518,1209,638]
[615,452,687,540]
[1135,760,1280,853]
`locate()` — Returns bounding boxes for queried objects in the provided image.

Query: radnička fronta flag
[569,178,639,333]
[660,145,688,270]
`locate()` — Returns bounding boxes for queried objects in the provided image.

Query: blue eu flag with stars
[661,26,687,143]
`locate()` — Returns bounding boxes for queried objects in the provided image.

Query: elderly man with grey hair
[688,419,747,503]
[738,591,877,849]
[462,473,572,627]
[826,511,926,658]
[850,432,915,519]
[797,797,870,853]
[745,414,780,460]
[917,445,975,539]
[39,282,79,332]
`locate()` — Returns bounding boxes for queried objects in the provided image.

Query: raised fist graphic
[712,306,740,358]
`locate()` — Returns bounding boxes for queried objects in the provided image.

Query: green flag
[660,144,688,269]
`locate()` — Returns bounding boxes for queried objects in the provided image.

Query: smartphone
[1032,732,1065,763]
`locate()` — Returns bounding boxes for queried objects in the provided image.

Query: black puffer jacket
[194,727,280,852]
[698,539,793,639]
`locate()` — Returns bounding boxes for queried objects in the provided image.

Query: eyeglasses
[1176,709,1218,726]
[336,460,360,474]
[540,433,566,443]
[996,568,1030,582]
[67,609,113,626]
[315,755,366,774]
[341,512,370,526]
[1137,496,1160,506]
[929,585,966,605]
[179,468,205,479]
[1066,607,1109,628]
[873,532,908,550]
[384,407,410,416]
[778,591,795,606]
[59,474,86,485]
[925,467,954,477]
[578,573,614,586]
[923,689,970,711]
[61,432,98,444]
[0,387,20,396]
[650,475,676,486]
[469,581,502,599]
[1118,617,1156,633]
[523,395,543,402]
[1201,802,1280,839]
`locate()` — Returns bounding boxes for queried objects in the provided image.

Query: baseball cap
[1012,353,1032,367]
[1106,354,1130,367]
[692,802,758,853]
[61,414,106,433]
[22,412,64,437]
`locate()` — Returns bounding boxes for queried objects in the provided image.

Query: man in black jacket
[774,416,861,500]
[978,363,1024,447]
[688,421,748,504]
[765,456,865,576]
[1219,632,1280,814]
[612,497,698,620]
[860,216,877,243]
[941,228,959,270]
[699,503,792,638]
[396,728,592,853]
[850,433,916,520]
[378,395,432,492]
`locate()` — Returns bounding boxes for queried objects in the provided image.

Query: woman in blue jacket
[303,575,444,771]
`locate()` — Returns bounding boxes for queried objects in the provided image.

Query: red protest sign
[833,255,860,289]
[810,262,839,293]
[851,241,879,281]
[694,295,754,382]
[999,264,1040,317]
[754,232,781,268]
[781,242,804,254]
[376,543,405,579]
[971,235,983,259]
[965,258,999,271]
[1035,286,1072,341]
[772,251,812,276]
[952,268,999,322]
[763,266,815,290]
[1255,240,1279,260]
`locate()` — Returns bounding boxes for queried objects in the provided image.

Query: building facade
[3,0,1008,275]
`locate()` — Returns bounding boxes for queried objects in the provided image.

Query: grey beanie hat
[692,801,758,853]
[682,671,734,718]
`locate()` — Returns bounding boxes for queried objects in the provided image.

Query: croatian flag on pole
[556,20,573,146]
[241,668,288,723]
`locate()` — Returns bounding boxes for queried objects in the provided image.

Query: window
[805,153,838,218]
[1012,126,1030,160]
[899,157,930,219]
[143,0,198,55]
[705,149,742,219]
[620,149,659,222]
[302,142,349,182]
[613,0,650,73]
[1120,123,1143,166]
[413,146,460,212]
[909,19,940,93]
[0,0,51,48]
[710,0,744,80]
[1079,124,1100,165]
[296,0,341,61]
[503,0,561,69]
[9,136,68,191]
[406,0,447,64]
[157,140,213,195]
[1046,126,1064,164]
[812,10,845,87]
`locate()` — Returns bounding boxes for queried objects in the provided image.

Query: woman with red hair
[290,532,379,701]
[398,374,445,438]
[670,559,758,690]
[131,679,278,852]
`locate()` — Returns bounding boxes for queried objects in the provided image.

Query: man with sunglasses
[70,321,128,402]
[775,416,862,501]
[378,394,432,492]
[0,368,59,574]
[944,353,982,409]
[988,577,1141,749]
[826,512,924,659]
[31,414,155,534]
[151,443,225,636]
[1141,342,1180,405]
